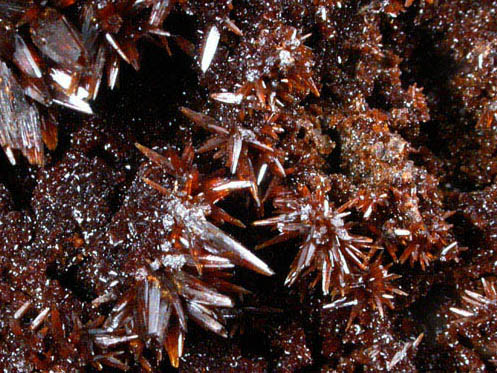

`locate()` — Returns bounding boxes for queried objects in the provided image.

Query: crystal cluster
[2,0,497,372]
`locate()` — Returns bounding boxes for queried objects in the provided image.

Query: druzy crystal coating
[1,1,497,372]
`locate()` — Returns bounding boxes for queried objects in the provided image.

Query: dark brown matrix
[2,0,497,372]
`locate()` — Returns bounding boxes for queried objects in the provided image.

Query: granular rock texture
[1,1,497,372]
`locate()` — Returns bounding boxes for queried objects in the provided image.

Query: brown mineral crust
[269,320,313,372]
[179,330,268,373]
[317,8,387,108]
[3,1,497,372]
[403,299,458,372]
[415,1,497,123]
[443,185,497,282]
[314,1,430,136]
[395,1,497,189]
[319,306,421,372]
[183,0,234,28]
[319,306,349,362]
[31,149,124,267]
[456,185,497,236]
[0,209,32,256]
[427,115,497,189]
[0,244,89,371]
[0,183,13,213]
[69,117,138,168]
[454,125,497,188]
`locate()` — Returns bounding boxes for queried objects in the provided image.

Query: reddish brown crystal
[2,1,497,372]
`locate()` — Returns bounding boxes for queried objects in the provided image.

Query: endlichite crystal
[30,8,89,72]
[0,61,43,165]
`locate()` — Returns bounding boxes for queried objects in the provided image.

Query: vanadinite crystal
[2,0,497,372]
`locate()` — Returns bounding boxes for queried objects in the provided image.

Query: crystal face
[30,9,89,71]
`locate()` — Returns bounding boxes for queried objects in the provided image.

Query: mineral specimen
[1,1,497,372]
